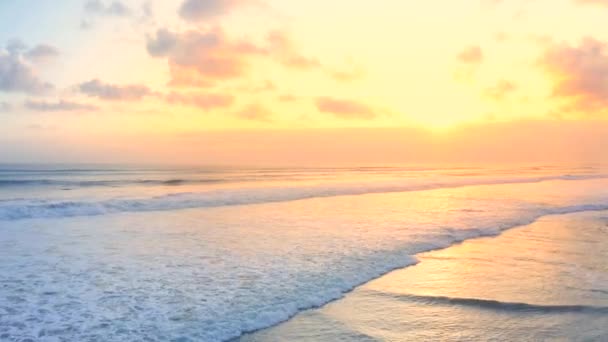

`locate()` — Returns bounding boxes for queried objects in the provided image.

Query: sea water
[241,210,608,341]
[0,164,607,341]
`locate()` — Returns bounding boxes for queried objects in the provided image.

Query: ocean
[0,164,607,341]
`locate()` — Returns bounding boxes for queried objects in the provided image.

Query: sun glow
[0,0,607,163]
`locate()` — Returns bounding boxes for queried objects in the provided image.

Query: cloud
[484,80,517,100]
[575,0,608,6]
[540,37,608,113]
[25,44,59,63]
[166,91,234,109]
[147,27,327,88]
[166,65,217,88]
[454,45,484,81]
[494,32,510,43]
[146,28,178,56]
[79,79,152,101]
[268,32,363,81]
[328,67,364,82]
[0,101,11,112]
[147,27,265,86]
[457,45,484,64]
[0,49,54,95]
[178,0,242,21]
[84,0,131,16]
[234,103,273,121]
[235,80,275,93]
[315,97,376,119]
[6,39,27,55]
[266,31,320,70]
[142,1,153,17]
[80,20,93,30]
[278,94,298,102]
[24,100,99,112]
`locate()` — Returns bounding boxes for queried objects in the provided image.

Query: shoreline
[239,209,608,341]
[5,175,608,342]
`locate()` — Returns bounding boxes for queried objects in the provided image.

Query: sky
[0,0,607,165]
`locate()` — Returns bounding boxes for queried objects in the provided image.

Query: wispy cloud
[278,94,298,102]
[237,80,275,93]
[455,45,484,81]
[166,91,234,110]
[25,44,60,63]
[328,67,364,82]
[457,45,484,65]
[84,0,132,16]
[267,31,358,82]
[6,39,27,55]
[142,0,154,18]
[267,31,320,70]
[79,79,153,101]
[234,103,273,121]
[178,0,243,21]
[25,99,99,112]
[484,80,517,100]
[315,97,376,119]
[0,101,11,112]
[574,0,608,6]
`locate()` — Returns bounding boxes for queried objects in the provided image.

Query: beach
[3,0,608,340]
[1,165,608,341]
[241,210,608,341]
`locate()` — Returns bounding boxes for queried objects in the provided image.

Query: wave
[1,174,608,220]
[0,178,224,188]
[367,291,608,314]
[228,205,608,341]
[3,195,608,341]
[0,172,606,190]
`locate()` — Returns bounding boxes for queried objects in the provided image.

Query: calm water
[0,164,607,341]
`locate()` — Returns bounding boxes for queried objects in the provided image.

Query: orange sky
[0,0,607,164]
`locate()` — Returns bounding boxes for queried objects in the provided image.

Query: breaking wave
[368,291,608,314]
[1,174,607,220]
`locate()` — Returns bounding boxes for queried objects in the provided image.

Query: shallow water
[0,165,607,341]
[241,211,608,341]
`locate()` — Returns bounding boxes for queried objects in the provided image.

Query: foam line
[1,174,607,220]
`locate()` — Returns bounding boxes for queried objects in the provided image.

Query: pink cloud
[147,28,265,85]
[266,31,320,70]
[166,91,234,110]
[315,97,376,119]
[540,37,608,113]
[457,45,484,65]
[234,103,273,121]
[484,80,517,100]
[575,0,608,6]
[147,27,332,89]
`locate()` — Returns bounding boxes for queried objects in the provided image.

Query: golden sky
[0,0,607,164]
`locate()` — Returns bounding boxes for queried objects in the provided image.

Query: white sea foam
[1,173,608,341]
[0,173,606,220]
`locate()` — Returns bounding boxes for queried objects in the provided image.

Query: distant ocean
[1,164,608,341]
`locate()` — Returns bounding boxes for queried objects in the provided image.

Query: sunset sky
[1,0,607,164]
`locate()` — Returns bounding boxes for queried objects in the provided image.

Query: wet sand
[240,211,608,341]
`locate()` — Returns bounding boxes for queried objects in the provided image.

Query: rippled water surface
[242,211,608,341]
[0,164,607,341]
